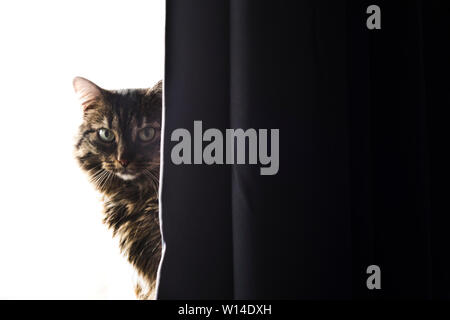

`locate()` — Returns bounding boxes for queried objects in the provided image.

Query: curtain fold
[158,0,450,299]
[158,0,233,299]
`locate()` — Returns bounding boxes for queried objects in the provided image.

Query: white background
[0,0,165,299]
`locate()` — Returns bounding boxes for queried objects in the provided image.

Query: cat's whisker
[144,162,160,166]
[98,171,109,190]
[89,169,103,180]
[92,170,106,188]
[148,169,160,181]
[91,173,103,185]
[103,171,115,190]
[95,170,106,182]
[90,168,106,183]
[143,169,159,191]
[97,172,106,189]
[102,172,111,190]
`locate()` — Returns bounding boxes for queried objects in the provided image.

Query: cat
[73,77,162,299]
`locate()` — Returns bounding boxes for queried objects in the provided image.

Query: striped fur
[73,78,162,299]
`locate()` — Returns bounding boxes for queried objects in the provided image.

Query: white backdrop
[0,0,165,299]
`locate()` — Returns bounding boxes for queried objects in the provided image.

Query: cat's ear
[146,80,163,105]
[73,77,103,112]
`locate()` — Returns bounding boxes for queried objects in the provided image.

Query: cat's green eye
[138,127,156,142]
[98,128,115,142]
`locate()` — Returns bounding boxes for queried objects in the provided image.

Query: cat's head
[73,77,162,192]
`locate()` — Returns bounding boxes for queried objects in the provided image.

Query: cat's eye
[138,127,156,142]
[98,128,115,142]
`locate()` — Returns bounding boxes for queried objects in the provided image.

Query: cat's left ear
[73,77,103,112]
[145,80,162,107]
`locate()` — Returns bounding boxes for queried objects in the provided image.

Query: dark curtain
[158,0,450,299]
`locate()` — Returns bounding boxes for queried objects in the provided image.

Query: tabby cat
[73,77,162,299]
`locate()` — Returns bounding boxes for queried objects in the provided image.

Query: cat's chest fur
[102,184,161,299]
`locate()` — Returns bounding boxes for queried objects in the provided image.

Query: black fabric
[158,0,450,299]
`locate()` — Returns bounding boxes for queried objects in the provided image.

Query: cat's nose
[118,159,130,168]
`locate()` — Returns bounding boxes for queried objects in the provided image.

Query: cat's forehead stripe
[111,115,119,131]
